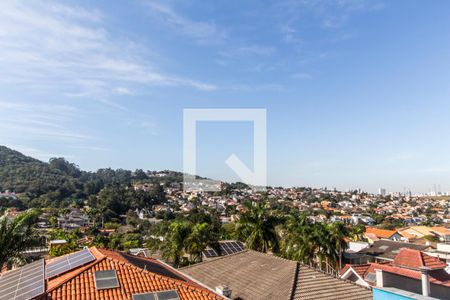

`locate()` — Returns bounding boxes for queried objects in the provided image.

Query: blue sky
[1,0,450,193]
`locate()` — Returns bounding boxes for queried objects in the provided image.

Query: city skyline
[1,1,450,193]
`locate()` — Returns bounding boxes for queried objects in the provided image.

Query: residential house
[350,240,430,264]
[341,248,450,299]
[0,247,224,300]
[398,226,450,243]
[181,250,373,300]
[364,227,403,244]
[57,209,89,230]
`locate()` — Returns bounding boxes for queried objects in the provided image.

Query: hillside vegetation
[0,146,178,214]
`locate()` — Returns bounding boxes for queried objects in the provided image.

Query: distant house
[356,240,430,263]
[341,248,450,299]
[364,227,402,243]
[57,209,89,230]
[133,183,155,192]
[181,250,373,300]
[425,243,450,271]
[399,226,450,243]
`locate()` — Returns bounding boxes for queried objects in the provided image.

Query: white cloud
[144,1,226,45]
[0,1,216,100]
[278,0,384,29]
[114,87,134,95]
[0,100,91,142]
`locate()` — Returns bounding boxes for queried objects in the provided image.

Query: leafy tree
[236,202,279,253]
[327,222,349,270]
[186,222,218,262]
[159,220,192,267]
[281,214,316,264]
[0,211,41,269]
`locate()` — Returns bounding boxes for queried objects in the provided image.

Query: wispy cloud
[227,83,286,92]
[143,1,226,45]
[219,45,275,58]
[0,100,91,142]
[278,0,384,30]
[0,0,216,102]
[70,145,111,152]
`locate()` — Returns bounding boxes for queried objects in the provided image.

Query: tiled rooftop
[365,227,397,239]
[46,247,224,300]
[180,250,372,300]
[392,248,448,270]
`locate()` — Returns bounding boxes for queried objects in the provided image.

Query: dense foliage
[0,210,42,269]
[0,146,173,215]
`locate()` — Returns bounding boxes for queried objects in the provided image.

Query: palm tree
[0,211,41,270]
[185,222,218,263]
[281,214,316,263]
[327,222,349,270]
[236,202,279,253]
[160,220,192,267]
[311,222,334,271]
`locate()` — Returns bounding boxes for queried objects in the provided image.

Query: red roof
[374,264,450,287]
[393,248,447,270]
[46,247,223,300]
[340,264,371,278]
[365,227,397,239]
[341,249,450,289]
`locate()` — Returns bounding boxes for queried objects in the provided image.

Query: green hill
[0,146,177,210]
[0,146,75,195]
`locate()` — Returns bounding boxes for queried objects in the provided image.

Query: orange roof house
[46,247,223,300]
[364,227,401,243]
[0,247,223,300]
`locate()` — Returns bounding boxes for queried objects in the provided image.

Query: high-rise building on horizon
[378,188,386,196]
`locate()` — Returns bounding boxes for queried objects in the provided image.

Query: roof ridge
[298,264,372,291]
[180,249,251,269]
[102,250,222,298]
[180,249,298,270]
[289,262,300,300]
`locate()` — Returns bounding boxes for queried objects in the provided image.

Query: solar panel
[156,290,180,300]
[203,241,245,258]
[0,259,45,300]
[132,290,179,300]
[132,293,156,300]
[46,248,95,278]
[94,270,120,290]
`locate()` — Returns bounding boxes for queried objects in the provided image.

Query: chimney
[375,269,384,287]
[215,285,232,298]
[420,268,431,297]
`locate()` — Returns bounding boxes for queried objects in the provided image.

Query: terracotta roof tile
[46,247,223,300]
[392,248,447,270]
[365,227,397,239]
[374,263,450,287]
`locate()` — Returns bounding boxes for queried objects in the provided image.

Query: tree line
[149,202,364,271]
